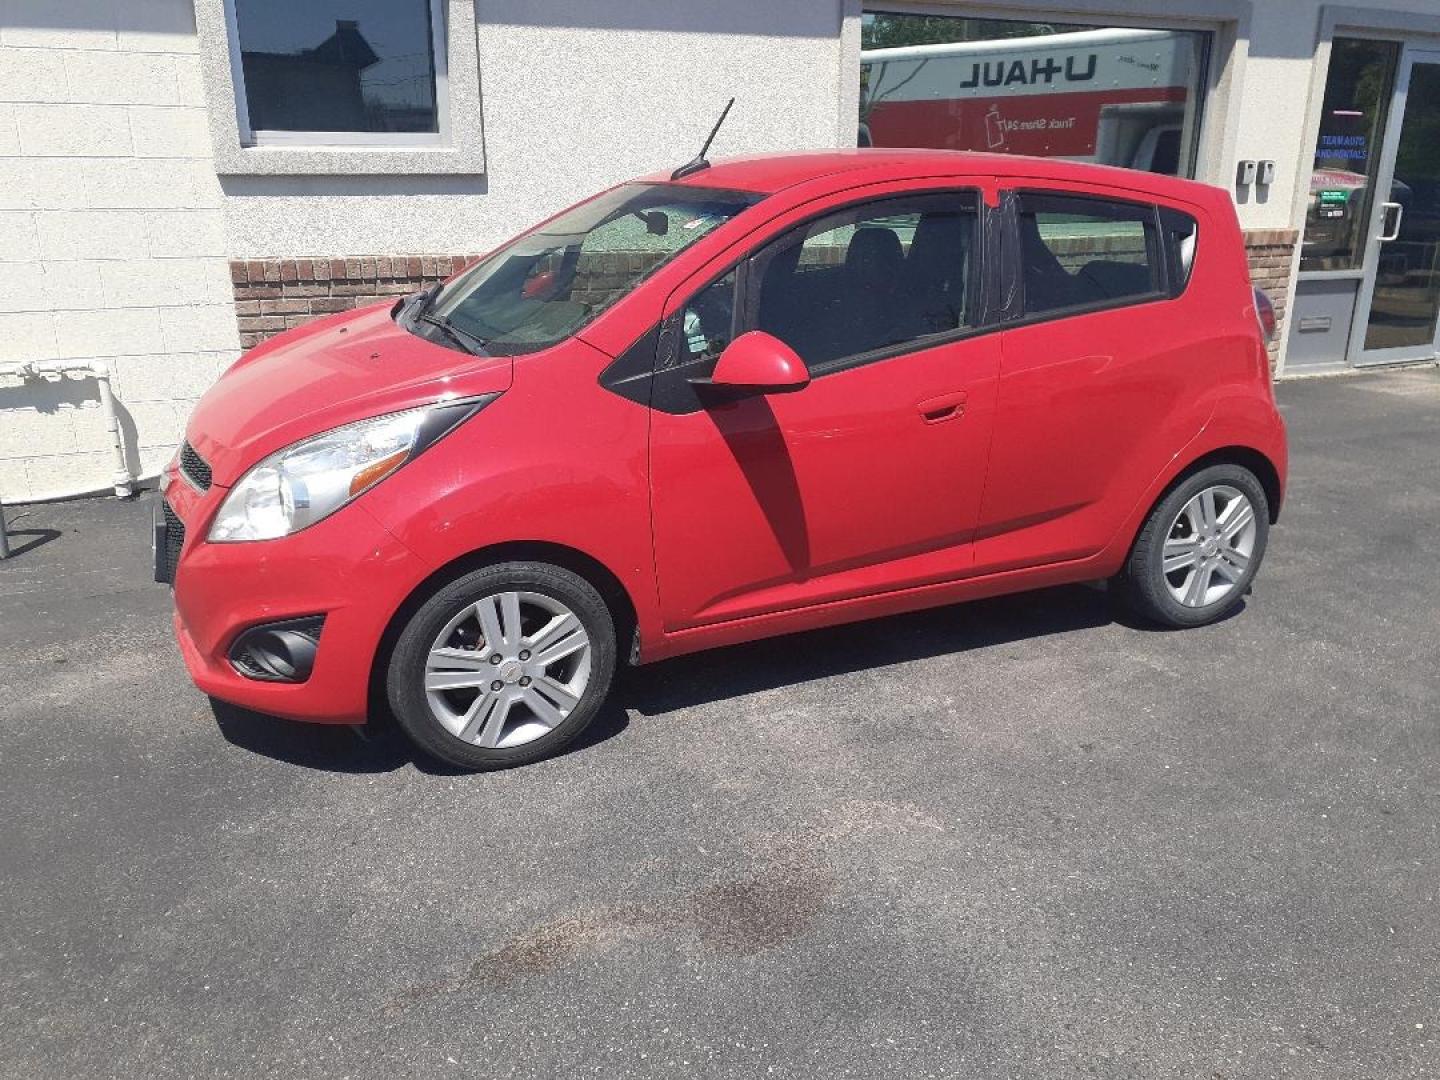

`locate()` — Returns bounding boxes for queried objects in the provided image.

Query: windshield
[419,183,764,355]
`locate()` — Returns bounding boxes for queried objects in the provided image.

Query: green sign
[1318,189,1349,205]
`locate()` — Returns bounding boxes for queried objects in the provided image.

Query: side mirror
[690,331,810,398]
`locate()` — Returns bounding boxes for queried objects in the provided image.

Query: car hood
[186,302,514,487]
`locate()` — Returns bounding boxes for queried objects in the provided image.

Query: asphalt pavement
[1,368,1437,1079]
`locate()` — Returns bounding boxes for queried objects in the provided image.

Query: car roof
[639,149,1219,206]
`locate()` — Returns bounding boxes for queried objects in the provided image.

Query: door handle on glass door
[1378,201,1405,242]
[918,392,967,423]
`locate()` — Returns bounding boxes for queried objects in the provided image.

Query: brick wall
[230,256,483,349]
[1243,228,1298,366]
[231,251,676,348]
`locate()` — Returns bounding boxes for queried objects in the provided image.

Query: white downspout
[0,359,135,500]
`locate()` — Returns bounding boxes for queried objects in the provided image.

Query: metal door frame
[1350,46,1440,367]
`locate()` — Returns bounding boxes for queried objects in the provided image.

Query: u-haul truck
[859,27,1201,174]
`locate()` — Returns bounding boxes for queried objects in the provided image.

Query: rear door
[976,185,1208,574]
[646,187,1002,630]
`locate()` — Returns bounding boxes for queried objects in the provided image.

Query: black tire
[386,561,616,771]
[1116,463,1270,628]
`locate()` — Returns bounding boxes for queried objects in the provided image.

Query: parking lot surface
[2,369,1437,1079]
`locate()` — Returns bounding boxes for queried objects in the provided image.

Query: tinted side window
[752,193,979,369]
[1016,194,1161,316]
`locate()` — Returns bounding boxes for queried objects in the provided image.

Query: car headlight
[208,396,495,542]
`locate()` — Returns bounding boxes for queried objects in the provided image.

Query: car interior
[1017,210,1157,313]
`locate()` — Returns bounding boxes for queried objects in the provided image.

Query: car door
[645,187,1003,631]
[975,185,1208,575]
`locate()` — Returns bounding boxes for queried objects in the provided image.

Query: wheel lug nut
[490,680,504,692]
[519,676,531,686]
[518,650,530,661]
[489,654,502,664]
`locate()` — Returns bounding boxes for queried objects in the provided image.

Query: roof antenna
[671,97,735,181]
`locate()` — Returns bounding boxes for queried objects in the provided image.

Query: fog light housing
[228,616,325,683]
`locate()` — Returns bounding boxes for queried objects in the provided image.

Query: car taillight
[1253,286,1277,343]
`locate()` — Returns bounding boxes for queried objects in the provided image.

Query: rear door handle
[918,391,967,423]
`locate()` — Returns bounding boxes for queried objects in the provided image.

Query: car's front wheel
[387,562,617,770]
[1117,463,1270,628]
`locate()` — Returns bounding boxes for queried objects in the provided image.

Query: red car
[157,150,1286,771]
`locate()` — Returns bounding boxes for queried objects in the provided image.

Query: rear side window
[1015,193,1161,316]
[751,192,979,370]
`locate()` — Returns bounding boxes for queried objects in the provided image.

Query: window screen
[1016,194,1160,315]
[753,194,978,369]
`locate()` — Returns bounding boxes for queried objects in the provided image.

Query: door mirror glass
[697,331,811,396]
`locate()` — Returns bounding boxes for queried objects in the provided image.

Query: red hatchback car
[157,150,1286,770]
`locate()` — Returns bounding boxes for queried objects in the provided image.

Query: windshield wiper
[418,311,490,356]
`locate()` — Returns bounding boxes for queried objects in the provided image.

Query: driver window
[752,192,978,370]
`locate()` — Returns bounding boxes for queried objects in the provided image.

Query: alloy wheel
[424,590,592,748]
[1161,484,1257,608]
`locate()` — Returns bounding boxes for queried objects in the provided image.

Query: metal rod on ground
[0,496,9,559]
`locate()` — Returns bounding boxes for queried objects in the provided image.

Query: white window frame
[221,0,451,149]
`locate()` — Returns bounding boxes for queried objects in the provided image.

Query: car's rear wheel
[1116,463,1270,628]
[387,562,616,770]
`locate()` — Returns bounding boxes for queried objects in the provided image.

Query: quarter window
[752,194,979,369]
[1161,207,1199,295]
[1016,194,1161,315]
[227,0,447,146]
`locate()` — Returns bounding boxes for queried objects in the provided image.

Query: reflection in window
[858,12,1209,177]
[1300,38,1400,273]
[233,0,441,136]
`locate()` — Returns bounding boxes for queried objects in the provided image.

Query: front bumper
[161,469,433,724]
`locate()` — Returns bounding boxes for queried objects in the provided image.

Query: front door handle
[918,391,967,423]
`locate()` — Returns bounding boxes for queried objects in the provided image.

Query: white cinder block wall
[0,0,236,502]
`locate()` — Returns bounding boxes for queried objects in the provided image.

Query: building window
[858,11,1210,178]
[225,0,447,146]
[1299,38,1400,273]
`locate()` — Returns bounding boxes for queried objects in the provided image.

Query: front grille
[179,441,212,492]
[161,499,185,584]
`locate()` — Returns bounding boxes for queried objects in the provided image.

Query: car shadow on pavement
[620,582,1158,715]
[210,581,1203,774]
[209,693,632,776]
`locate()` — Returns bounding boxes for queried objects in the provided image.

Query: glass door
[1354,49,1440,365]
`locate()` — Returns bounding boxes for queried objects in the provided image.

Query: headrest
[845,227,904,277]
